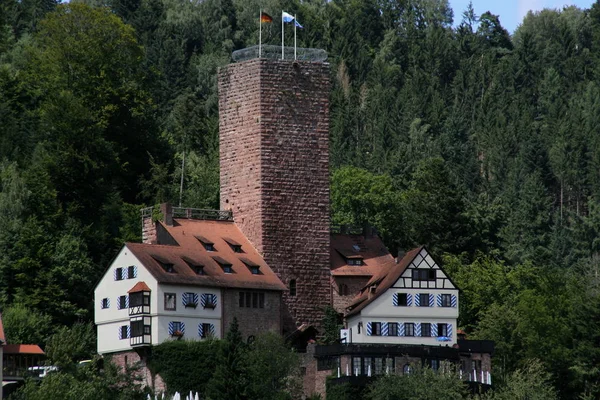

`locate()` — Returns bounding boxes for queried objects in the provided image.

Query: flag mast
[294,14,297,60]
[259,9,262,58]
[281,11,284,60]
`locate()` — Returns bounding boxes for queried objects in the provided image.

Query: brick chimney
[219,58,330,333]
[141,203,173,244]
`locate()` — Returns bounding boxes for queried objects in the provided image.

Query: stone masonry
[222,288,282,339]
[219,59,331,333]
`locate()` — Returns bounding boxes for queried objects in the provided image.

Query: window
[374,358,384,375]
[115,267,123,281]
[403,364,412,375]
[388,322,398,336]
[239,292,265,308]
[230,244,242,253]
[129,292,145,307]
[101,298,110,309]
[183,292,198,308]
[118,295,127,310]
[197,237,215,251]
[395,293,408,306]
[352,357,362,375]
[419,293,430,307]
[339,284,349,296]
[430,359,439,371]
[164,293,176,311]
[404,323,415,337]
[200,323,213,339]
[194,265,205,275]
[441,294,452,307]
[371,322,382,336]
[421,323,431,337]
[170,321,184,335]
[154,258,175,273]
[438,323,448,337]
[242,259,261,275]
[119,325,129,340]
[347,258,363,266]
[202,293,217,309]
[289,279,297,297]
[412,269,436,281]
[130,320,148,337]
[127,265,136,279]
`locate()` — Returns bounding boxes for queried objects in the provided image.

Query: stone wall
[219,59,331,333]
[221,288,282,339]
[109,350,166,393]
[332,276,371,313]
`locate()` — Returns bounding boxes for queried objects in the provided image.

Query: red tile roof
[330,234,394,277]
[126,219,286,291]
[128,281,151,293]
[3,344,45,355]
[346,246,424,317]
[0,313,5,344]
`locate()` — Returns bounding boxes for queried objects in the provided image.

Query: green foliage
[483,360,557,400]
[2,303,52,345]
[149,339,220,394]
[366,366,467,400]
[11,359,148,400]
[321,306,343,345]
[45,323,97,370]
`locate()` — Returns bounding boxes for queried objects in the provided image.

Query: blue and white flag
[295,19,303,29]
[282,11,295,23]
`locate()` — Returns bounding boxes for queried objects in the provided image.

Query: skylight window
[241,258,261,275]
[224,238,243,253]
[212,256,233,274]
[352,244,361,252]
[152,256,175,273]
[196,236,215,252]
[182,257,205,275]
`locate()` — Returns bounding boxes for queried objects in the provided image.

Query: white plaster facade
[94,245,223,355]
[346,248,459,345]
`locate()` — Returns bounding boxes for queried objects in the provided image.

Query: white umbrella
[172,392,181,400]
[368,364,372,377]
[194,393,199,400]
[346,363,349,376]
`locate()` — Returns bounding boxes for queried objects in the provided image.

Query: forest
[1,0,600,397]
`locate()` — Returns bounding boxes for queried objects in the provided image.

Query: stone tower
[218,58,330,332]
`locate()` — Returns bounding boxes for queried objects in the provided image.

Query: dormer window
[182,257,205,275]
[212,256,233,274]
[347,258,363,266]
[224,238,243,253]
[241,258,260,275]
[196,236,215,251]
[152,255,175,273]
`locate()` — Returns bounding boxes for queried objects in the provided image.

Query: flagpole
[294,14,297,60]
[259,9,262,58]
[281,11,284,60]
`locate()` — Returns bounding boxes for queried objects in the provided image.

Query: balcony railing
[172,207,233,221]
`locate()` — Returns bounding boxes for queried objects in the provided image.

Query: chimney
[396,248,406,263]
[160,202,173,226]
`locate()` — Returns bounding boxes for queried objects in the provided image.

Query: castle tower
[218,58,330,332]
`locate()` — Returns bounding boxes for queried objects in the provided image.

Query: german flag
[260,12,273,23]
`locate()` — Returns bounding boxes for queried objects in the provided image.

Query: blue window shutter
[415,323,421,336]
[407,294,412,306]
[123,267,128,280]
[447,324,452,338]
[382,322,389,336]
[198,323,204,337]
[415,295,420,307]
[451,295,457,307]
[436,294,442,307]
[432,323,438,337]
[201,294,208,307]
[117,296,121,310]
[133,266,138,278]
[366,322,372,336]
[125,296,129,308]
[180,322,186,334]
[127,326,131,338]
[429,294,434,307]
[209,324,216,336]
[113,269,118,281]
[168,321,175,335]
[118,326,122,340]
[212,294,217,307]
[393,293,398,306]
[399,323,405,336]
